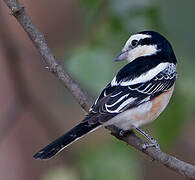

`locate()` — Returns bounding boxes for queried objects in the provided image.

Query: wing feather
[85,64,177,125]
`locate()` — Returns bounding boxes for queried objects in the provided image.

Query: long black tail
[33,121,101,160]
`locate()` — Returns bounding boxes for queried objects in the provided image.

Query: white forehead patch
[123,34,151,51]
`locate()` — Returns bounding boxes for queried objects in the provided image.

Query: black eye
[131,40,138,47]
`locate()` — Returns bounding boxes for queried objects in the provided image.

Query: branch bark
[3,0,92,111]
[2,0,195,179]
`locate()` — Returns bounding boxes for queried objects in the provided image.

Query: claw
[135,127,160,150]
[141,140,160,150]
[119,130,132,137]
[119,130,125,137]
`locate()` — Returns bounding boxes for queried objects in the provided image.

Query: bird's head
[115,31,177,65]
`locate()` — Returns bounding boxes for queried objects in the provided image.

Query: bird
[33,31,177,160]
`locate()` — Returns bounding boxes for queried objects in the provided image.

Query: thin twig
[0,9,64,141]
[2,0,195,179]
[3,0,92,111]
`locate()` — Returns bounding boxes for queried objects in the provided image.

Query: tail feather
[33,121,100,160]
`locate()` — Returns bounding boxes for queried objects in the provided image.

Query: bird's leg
[118,129,132,137]
[105,125,132,137]
[135,127,160,150]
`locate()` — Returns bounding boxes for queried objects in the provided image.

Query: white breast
[104,101,152,131]
[104,86,174,131]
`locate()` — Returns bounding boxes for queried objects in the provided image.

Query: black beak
[114,50,129,62]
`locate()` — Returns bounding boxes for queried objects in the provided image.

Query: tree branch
[3,0,92,111]
[2,0,195,179]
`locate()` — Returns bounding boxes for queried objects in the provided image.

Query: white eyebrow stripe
[120,62,169,86]
[131,34,152,40]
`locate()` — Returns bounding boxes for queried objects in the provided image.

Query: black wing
[84,67,177,125]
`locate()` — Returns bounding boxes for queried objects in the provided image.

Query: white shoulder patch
[120,62,169,86]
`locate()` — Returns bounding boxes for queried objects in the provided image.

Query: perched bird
[34,31,177,160]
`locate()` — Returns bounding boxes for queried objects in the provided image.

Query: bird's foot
[135,127,160,150]
[118,129,132,137]
[142,139,160,150]
[105,125,132,137]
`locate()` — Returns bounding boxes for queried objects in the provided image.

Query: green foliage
[67,47,114,94]
[79,0,104,10]
[154,92,186,147]
[42,166,79,180]
[77,141,142,180]
[66,46,125,95]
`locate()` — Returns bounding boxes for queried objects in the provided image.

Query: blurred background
[0,0,195,179]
